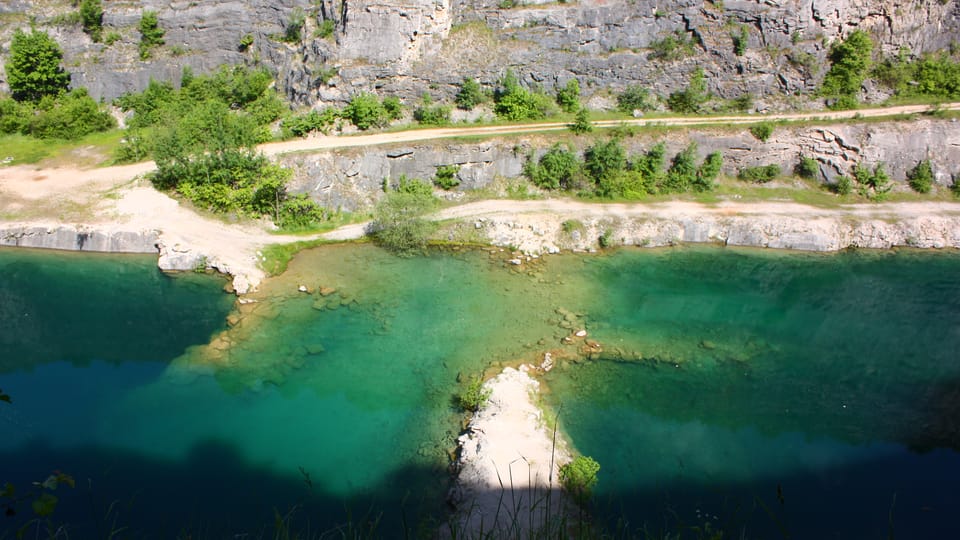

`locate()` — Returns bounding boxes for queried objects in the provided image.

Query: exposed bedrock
[2,1,959,105]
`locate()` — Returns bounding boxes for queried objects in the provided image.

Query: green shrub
[524,143,581,190]
[413,103,451,125]
[584,139,627,183]
[728,94,754,112]
[596,170,654,199]
[455,77,485,110]
[695,151,723,191]
[569,107,592,134]
[559,456,600,505]
[749,122,774,142]
[494,70,557,121]
[906,159,934,194]
[738,164,781,183]
[598,229,614,248]
[633,142,666,186]
[371,189,438,255]
[561,219,584,234]
[103,31,121,46]
[283,7,305,42]
[0,98,29,134]
[648,31,696,61]
[278,193,327,230]
[661,143,698,193]
[821,30,873,98]
[138,10,165,59]
[732,25,748,56]
[951,176,960,198]
[395,175,434,197]
[382,96,403,121]
[5,29,70,103]
[238,33,254,51]
[433,164,460,190]
[556,79,581,113]
[282,108,339,137]
[795,155,820,179]
[457,376,491,412]
[834,176,853,195]
[617,85,655,113]
[25,89,116,140]
[853,162,891,200]
[113,129,150,164]
[667,68,708,114]
[344,93,388,130]
[317,19,335,40]
[79,0,103,42]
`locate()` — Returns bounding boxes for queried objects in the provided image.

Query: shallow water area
[3,244,960,537]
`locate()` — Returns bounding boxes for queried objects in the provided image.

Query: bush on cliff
[560,456,600,505]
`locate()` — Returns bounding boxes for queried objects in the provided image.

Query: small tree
[525,143,581,190]
[5,29,70,102]
[749,122,774,142]
[344,93,387,130]
[455,77,484,110]
[556,78,581,113]
[139,10,165,59]
[433,164,460,190]
[617,85,654,113]
[457,376,492,412]
[795,155,820,179]
[584,139,627,183]
[906,159,934,193]
[821,30,873,101]
[667,68,708,114]
[732,25,748,56]
[371,190,438,255]
[695,151,723,191]
[79,0,104,42]
[569,107,592,134]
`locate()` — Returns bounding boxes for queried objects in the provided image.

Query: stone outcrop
[2,1,959,106]
[285,118,960,212]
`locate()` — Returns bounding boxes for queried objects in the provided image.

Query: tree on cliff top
[5,29,70,102]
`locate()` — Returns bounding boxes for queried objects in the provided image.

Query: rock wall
[283,118,960,212]
[0,225,159,253]
[459,211,960,256]
[2,1,959,106]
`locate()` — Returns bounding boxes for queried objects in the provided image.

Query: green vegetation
[457,376,492,412]
[493,70,557,121]
[238,33,254,52]
[561,219,585,234]
[569,107,593,134]
[738,164,782,183]
[616,85,656,113]
[556,79,581,113]
[433,164,460,190]
[281,107,338,137]
[796,155,820,179]
[524,139,722,199]
[371,182,439,255]
[834,175,853,195]
[874,49,960,100]
[853,162,891,200]
[1,30,114,142]
[79,0,103,42]
[749,121,774,142]
[5,29,70,102]
[343,92,400,130]
[455,77,485,111]
[316,18,335,40]
[138,10,165,59]
[906,159,934,193]
[414,94,451,126]
[821,30,873,108]
[559,456,600,505]
[732,25,748,56]
[648,31,697,61]
[524,143,583,190]
[283,7,306,42]
[667,68,709,114]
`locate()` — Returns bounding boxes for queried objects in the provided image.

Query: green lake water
[2,244,959,538]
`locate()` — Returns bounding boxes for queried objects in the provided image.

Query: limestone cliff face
[282,118,960,212]
[1,1,958,106]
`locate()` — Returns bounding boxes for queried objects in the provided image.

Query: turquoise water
[542,248,960,538]
[2,245,960,538]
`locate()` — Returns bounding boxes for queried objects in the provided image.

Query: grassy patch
[259,238,343,276]
[0,130,125,167]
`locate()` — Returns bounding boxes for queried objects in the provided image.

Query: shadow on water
[904,375,960,454]
[0,440,447,539]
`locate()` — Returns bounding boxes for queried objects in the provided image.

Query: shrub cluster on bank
[524,138,723,199]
